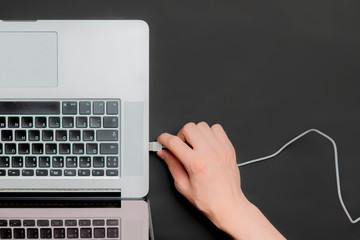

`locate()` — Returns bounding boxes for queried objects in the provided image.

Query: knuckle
[183,122,195,133]
[197,121,209,127]
[211,123,223,130]
[174,181,183,193]
[167,135,179,148]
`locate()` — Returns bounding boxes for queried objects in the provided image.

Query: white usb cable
[238,129,359,224]
[150,128,358,223]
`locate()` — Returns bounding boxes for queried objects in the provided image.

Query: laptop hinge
[0,190,122,207]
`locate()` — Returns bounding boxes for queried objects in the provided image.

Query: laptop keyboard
[0,218,120,239]
[0,100,120,178]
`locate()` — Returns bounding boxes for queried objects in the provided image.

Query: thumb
[158,150,191,194]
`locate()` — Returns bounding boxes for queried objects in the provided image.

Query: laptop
[0,20,150,239]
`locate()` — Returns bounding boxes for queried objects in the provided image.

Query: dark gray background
[1,0,360,239]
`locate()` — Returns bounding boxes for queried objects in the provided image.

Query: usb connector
[149,142,163,152]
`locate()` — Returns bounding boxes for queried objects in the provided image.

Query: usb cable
[238,129,359,224]
[149,129,358,224]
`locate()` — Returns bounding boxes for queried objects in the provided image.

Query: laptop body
[0,20,150,239]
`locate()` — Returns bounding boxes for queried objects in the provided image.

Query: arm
[157,122,285,240]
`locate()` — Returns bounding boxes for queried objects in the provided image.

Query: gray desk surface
[2,1,360,239]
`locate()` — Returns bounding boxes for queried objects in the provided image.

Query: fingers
[157,150,190,194]
[177,122,207,150]
[211,124,235,152]
[157,132,192,165]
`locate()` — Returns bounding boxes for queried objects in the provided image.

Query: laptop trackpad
[0,32,58,87]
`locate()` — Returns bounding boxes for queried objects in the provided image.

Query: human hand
[157,122,245,227]
[157,122,285,240]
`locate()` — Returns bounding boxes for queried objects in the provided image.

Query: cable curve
[237,129,359,224]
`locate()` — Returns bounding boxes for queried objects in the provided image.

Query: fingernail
[157,150,165,159]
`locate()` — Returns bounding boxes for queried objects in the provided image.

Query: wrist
[212,197,285,240]
[213,197,255,239]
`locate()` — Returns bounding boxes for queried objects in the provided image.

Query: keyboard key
[1,130,13,141]
[22,169,34,176]
[25,157,37,167]
[100,143,118,154]
[8,170,20,176]
[93,101,105,115]
[40,228,52,239]
[67,228,78,238]
[42,130,54,141]
[37,220,49,226]
[0,143,2,154]
[50,169,63,176]
[107,227,119,238]
[76,117,87,128]
[90,117,101,128]
[39,157,51,168]
[51,220,63,226]
[86,143,98,154]
[0,102,60,114]
[80,228,92,238]
[9,220,21,226]
[15,130,26,141]
[62,101,77,115]
[8,117,20,128]
[35,117,47,128]
[97,130,118,141]
[13,228,25,238]
[94,228,106,238]
[32,143,44,154]
[0,117,6,128]
[18,143,30,154]
[27,228,39,239]
[69,130,81,141]
[49,117,61,128]
[79,101,91,115]
[65,220,77,226]
[0,220,7,226]
[93,156,104,168]
[92,169,104,176]
[29,130,40,141]
[23,220,35,226]
[106,101,119,115]
[56,130,67,141]
[12,157,23,167]
[0,170,5,176]
[79,157,91,168]
[21,117,33,128]
[83,130,94,141]
[78,170,90,176]
[107,157,119,168]
[93,220,105,226]
[52,157,64,168]
[5,143,16,154]
[64,170,76,176]
[53,228,65,238]
[66,157,77,168]
[59,143,71,154]
[73,144,84,154]
[36,169,48,176]
[106,169,119,176]
[62,117,74,128]
[0,228,12,239]
[103,116,118,128]
[79,220,91,226]
[46,144,57,154]
[0,157,10,167]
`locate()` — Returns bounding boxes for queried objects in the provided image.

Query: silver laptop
[0,20,150,239]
